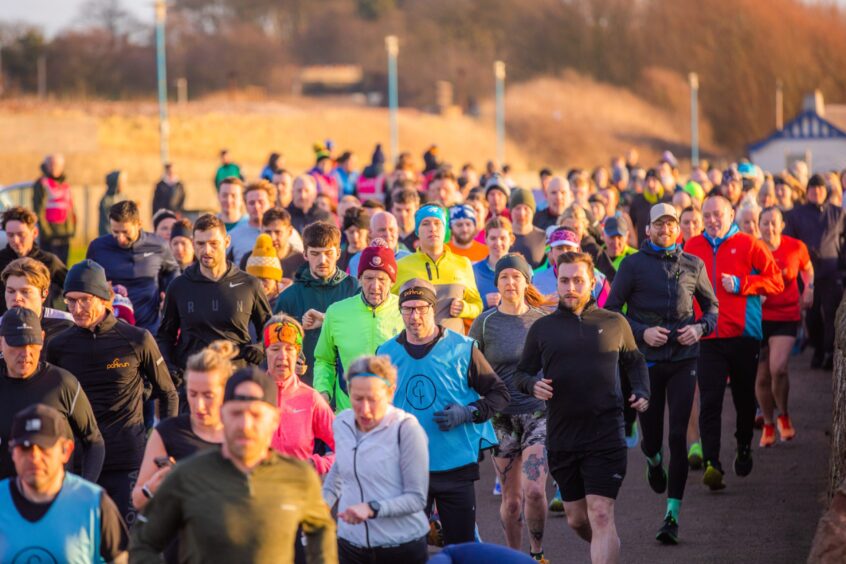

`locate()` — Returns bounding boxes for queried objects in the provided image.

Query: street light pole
[385,35,399,165]
[689,72,699,169]
[155,0,170,166]
[495,61,506,167]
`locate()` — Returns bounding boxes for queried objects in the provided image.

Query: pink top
[271,375,336,475]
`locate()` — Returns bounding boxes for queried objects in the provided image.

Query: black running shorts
[548,446,627,502]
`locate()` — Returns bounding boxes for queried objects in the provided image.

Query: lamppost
[385,35,399,164]
[495,60,506,167]
[689,72,699,168]
[156,0,170,166]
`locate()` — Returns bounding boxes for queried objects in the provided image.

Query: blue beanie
[449,204,477,226]
[414,204,451,242]
[64,260,112,301]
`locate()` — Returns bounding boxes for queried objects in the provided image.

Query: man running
[158,214,272,381]
[0,307,104,482]
[394,204,483,334]
[314,243,403,411]
[606,203,718,543]
[86,200,178,334]
[685,194,783,490]
[0,404,127,563]
[131,367,337,562]
[47,260,179,524]
[377,278,509,545]
[0,207,67,314]
[516,252,650,564]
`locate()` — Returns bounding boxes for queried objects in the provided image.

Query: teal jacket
[313,293,403,412]
[273,264,360,385]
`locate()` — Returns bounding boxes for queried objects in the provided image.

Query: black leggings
[425,475,477,545]
[807,277,842,356]
[98,467,140,526]
[639,359,697,500]
[697,338,760,469]
[338,536,428,564]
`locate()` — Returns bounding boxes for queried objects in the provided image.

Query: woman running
[469,254,551,564]
[756,206,813,446]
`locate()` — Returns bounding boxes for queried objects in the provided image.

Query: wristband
[141,484,154,499]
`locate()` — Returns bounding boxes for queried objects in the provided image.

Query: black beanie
[494,253,533,284]
[64,260,112,301]
[170,221,192,240]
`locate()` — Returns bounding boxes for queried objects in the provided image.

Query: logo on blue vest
[406,374,437,410]
[12,547,58,563]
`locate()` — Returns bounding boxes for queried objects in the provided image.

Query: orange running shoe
[777,415,796,441]
[759,424,776,448]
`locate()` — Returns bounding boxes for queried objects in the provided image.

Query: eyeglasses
[400,305,432,317]
[64,296,96,310]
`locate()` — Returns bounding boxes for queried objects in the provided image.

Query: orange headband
[263,321,303,351]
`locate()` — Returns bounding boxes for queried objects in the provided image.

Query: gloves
[240,343,265,365]
[433,403,474,432]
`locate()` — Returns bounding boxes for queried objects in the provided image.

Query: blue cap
[603,216,630,238]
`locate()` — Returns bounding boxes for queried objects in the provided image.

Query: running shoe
[759,424,776,448]
[647,461,668,494]
[777,415,796,441]
[656,515,679,545]
[625,421,639,448]
[703,462,726,491]
[687,442,703,470]
[493,476,502,496]
[734,444,753,477]
[530,552,549,563]
[548,487,564,513]
[754,409,764,430]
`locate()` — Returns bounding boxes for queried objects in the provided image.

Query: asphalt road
[473,351,832,563]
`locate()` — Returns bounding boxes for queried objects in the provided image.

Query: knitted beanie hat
[246,234,283,282]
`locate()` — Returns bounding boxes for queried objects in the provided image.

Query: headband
[399,286,437,307]
[263,321,303,351]
[348,371,393,387]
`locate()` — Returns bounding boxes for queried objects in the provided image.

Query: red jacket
[685,226,783,340]
[272,375,335,475]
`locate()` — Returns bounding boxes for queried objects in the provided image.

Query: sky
[3,0,151,37]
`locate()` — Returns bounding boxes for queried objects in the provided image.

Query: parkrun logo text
[107,358,130,369]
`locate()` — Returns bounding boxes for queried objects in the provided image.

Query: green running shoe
[688,442,703,470]
[702,461,726,491]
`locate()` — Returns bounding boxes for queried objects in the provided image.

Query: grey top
[227,222,261,267]
[469,306,547,415]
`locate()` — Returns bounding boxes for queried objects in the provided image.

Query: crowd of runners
[0,143,839,563]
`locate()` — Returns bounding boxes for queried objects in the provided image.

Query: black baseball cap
[603,216,630,238]
[223,366,277,407]
[9,404,69,449]
[0,307,43,347]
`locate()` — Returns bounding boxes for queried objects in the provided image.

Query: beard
[558,292,591,313]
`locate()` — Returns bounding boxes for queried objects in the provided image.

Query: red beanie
[358,244,397,283]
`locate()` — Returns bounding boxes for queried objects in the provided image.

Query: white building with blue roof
[749,90,846,173]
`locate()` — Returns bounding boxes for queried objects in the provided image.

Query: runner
[393,204,483,334]
[468,254,550,563]
[273,221,360,385]
[131,340,235,511]
[244,234,285,309]
[377,278,509,545]
[323,355,430,564]
[157,213,272,382]
[0,404,127,563]
[217,177,248,232]
[314,243,403,411]
[605,203,718,544]
[347,211,412,275]
[228,179,276,265]
[756,206,813,446]
[515,251,650,564]
[448,204,488,262]
[534,228,610,309]
[238,207,306,284]
[533,177,572,231]
[601,217,637,271]
[679,207,704,247]
[263,315,335,473]
[47,259,179,524]
[168,219,195,273]
[509,189,547,269]
[0,206,67,314]
[0,307,104,482]
[685,194,783,490]
[86,200,179,334]
[32,153,75,263]
[1,258,73,352]
[391,187,421,251]
[472,217,515,311]
[130,367,337,562]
